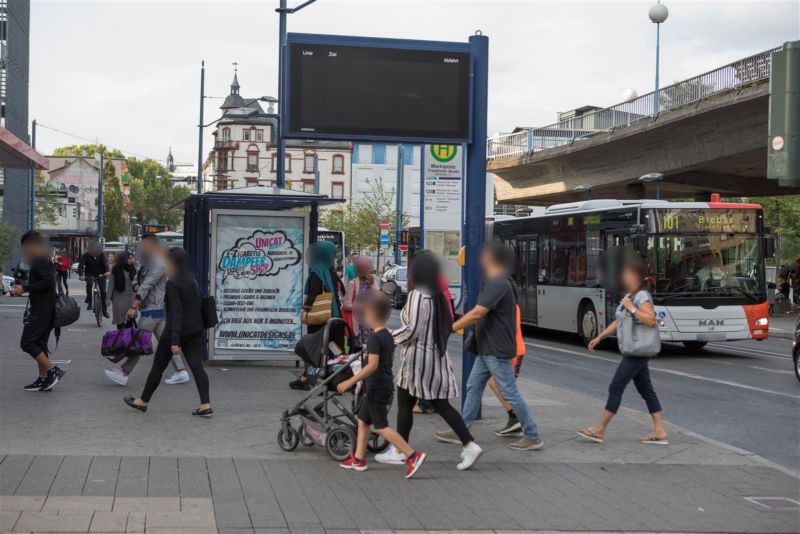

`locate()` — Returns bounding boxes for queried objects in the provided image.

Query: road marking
[707,343,790,360]
[0,304,26,307]
[705,359,794,375]
[524,341,800,400]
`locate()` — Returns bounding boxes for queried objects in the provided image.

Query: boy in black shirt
[337,297,426,478]
[11,231,66,391]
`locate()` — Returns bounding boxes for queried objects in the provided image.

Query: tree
[34,171,61,227]
[102,161,127,242]
[51,144,125,159]
[320,179,407,254]
[0,219,20,270]
[748,195,800,266]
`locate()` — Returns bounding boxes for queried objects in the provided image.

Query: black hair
[112,251,136,292]
[366,296,392,324]
[483,241,514,271]
[20,231,43,246]
[167,247,192,276]
[407,252,452,357]
[620,251,648,293]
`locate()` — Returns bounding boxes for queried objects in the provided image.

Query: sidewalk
[770,312,798,340]
[1,291,798,533]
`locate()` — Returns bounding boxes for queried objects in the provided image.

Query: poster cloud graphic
[218,230,301,283]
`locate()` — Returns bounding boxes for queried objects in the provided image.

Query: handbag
[52,272,80,328]
[306,291,333,325]
[201,296,218,329]
[101,320,154,363]
[617,292,661,357]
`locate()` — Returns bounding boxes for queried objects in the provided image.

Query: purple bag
[101,321,155,363]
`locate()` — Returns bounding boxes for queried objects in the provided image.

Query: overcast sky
[30,0,799,167]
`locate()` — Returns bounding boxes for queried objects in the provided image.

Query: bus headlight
[755,318,768,327]
[658,320,665,328]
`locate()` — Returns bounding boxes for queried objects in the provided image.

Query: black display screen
[286,39,471,142]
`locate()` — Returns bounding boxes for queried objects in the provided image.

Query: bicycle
[90,276,105,327]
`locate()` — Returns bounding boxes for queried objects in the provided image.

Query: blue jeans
[462,355,540,438]
[605,356,662,414]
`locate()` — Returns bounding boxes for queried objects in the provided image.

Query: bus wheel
[682,341,707,351]
[578,303,598,346]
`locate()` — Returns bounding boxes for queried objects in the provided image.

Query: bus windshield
[646,234,765,302]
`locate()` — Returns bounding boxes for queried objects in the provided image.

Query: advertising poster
[210,211,307,360]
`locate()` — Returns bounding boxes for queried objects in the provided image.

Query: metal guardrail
[487,46,781,161]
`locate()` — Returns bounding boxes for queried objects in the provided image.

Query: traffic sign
[398,244,408,252]
[379,219,390,231]
[380,234,389,246]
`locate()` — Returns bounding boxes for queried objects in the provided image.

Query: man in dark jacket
[78,241,110,317]
[11,231,66,391]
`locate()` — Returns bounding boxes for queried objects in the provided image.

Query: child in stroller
[278,318,390,461]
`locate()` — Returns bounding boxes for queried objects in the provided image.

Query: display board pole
[462,34,489,410]
[394,144,405,265]
[418,147,425,249]
[276,0,287,189]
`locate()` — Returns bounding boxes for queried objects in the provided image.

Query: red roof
[0,127,48,170]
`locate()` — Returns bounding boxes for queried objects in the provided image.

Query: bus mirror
[634,235,648,255]
[764,236,776,259]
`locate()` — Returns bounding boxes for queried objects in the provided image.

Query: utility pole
[394,145,405,265]
[28,119,37,230]
[197,60,205,195]
[97,150,104,241]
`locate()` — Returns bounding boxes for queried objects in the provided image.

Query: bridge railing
[487,46,781,161]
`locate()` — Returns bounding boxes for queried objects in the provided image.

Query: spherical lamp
[649,2,669,24]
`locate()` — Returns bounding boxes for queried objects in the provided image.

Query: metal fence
[487,46,781,161]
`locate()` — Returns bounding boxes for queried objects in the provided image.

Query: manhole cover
[744,497,800,511]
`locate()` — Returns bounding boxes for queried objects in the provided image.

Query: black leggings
[396,387,473,446]
[56,271,68,295]
[140,333,209,404]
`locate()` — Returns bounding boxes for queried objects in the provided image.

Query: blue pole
[462,33,489,409]
[276,0,287,189]
[98,151,104,240]
[653,22,660,116]
[419,146,425,249]
[197,61,205,195]
[394,145,405,265]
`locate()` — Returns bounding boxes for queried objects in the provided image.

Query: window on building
[352,145,359,164]
[217,155,228,171]
[332,154,344,174]
[222,128,231,142]
[304,153,316,174]
[271,154,291,173]
[243,129,251,141]
[331,182,344,198]
[372,144,386,165]
[256,130,263,142]
[303,180,316,193]
[403,145,414,165]
[245,177,259,186]
[247,152,258,171]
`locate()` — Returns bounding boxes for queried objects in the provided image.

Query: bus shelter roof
[172,185,346,211]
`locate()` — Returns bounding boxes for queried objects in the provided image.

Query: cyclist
[78,241,110,318]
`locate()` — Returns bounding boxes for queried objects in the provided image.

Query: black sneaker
[495,416,523,437]
[40,366,65,391]
[289,378,310,391]
[102,310,110,319]
[23,377,46,391]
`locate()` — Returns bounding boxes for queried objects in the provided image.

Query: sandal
[124,396,147,413]
[576,428,604,443]
[639,433,669,445]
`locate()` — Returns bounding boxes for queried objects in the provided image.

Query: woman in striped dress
[376,253,483,470]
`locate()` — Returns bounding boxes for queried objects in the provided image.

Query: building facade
[351,143,422,226]
[207,74,352,200]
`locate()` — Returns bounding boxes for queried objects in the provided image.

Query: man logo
[699,319,725,327]
[430,144,457,163]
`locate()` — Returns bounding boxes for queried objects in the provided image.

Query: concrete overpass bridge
[487,44,800,205]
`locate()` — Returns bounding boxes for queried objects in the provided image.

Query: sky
[30,0,799,167]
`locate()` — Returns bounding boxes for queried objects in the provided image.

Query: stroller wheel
[277,426,300,452]
[298,425,315,447]
[325,426,356,461]
[367,431,391,453]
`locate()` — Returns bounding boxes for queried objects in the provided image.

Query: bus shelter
[178,186,344,361]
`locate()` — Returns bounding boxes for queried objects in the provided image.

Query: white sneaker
[375,445,406,465]
[104,369,128,386]
[457,442,483,471]
[165,370,190,385]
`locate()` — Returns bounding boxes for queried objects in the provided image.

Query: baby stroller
[278,318,391,461]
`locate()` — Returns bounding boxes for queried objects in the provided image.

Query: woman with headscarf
[375,252,483,470]
[106,251,136,328]
[290,241,346,390]
[342,256,380,348]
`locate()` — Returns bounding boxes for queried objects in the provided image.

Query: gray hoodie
[135,255,167,312]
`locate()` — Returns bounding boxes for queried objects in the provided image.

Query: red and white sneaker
[404,451,427,479]
[339,453,367,471]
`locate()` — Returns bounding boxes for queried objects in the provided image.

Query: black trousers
[56,271,69,295]
[140,333,209,404]
[396,387,473,446]
[20,315,53,359]
[84,279,107,308]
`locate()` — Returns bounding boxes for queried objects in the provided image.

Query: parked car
[793,315,799,383]
[2,274,14,296]
[380,266,408,309]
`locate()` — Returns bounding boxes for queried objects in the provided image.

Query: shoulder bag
[306,291,333,326]
[617,292,661,357]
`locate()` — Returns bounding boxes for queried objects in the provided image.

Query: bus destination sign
[650,208,759,233]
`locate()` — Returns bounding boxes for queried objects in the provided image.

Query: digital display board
[285,34,471,143]
[650,208,760,233]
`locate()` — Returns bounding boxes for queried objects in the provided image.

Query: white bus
[490,198,772,348]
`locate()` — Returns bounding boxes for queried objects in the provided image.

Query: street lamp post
[196,60,205,195]
[639,172,665,199]
[573,184,593,200]
[649,2,669,116]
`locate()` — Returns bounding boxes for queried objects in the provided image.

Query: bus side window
[539,237,550,284]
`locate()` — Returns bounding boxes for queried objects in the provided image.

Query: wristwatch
[631,307,638,315]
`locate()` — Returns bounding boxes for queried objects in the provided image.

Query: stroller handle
[321,317,356,367]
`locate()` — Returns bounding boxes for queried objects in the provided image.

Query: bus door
[603,231,632,320]
[519,235,538,325]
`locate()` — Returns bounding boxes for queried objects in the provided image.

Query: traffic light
[767,40,800,187]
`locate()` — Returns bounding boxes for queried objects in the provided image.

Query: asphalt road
[513,326,799,471]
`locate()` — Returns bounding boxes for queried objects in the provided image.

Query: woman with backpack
[124,248,212,417]
[577,253,667,445]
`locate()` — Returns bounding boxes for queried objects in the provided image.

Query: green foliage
[749,195,800,265]
[34,171,61,227]
[102,162,127,242]
[51,144,125,159]
[320,179,407,253]
[0,219,20,268]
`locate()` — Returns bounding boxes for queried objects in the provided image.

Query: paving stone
[207,457,251,529]
[145,509,216,528]
[0,510,21,531]
[148,456,179,497]
[14,455,63,496]
[89,510,129,532]
[125,511,145,533]
[115,457,149,498]
[0,455,34,495]
[83,456,120,497]
[14,511,93,532]
[0,495,45,511]
[112,496,180,513]
[42,495,113,512]
[49,455,92,496]
[233,458,284,528]
[145,529,218,534]
[178,457,211,498]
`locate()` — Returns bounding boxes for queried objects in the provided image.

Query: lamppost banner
[210,210,307,360]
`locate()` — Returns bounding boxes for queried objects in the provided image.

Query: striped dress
[392,289,459,400]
